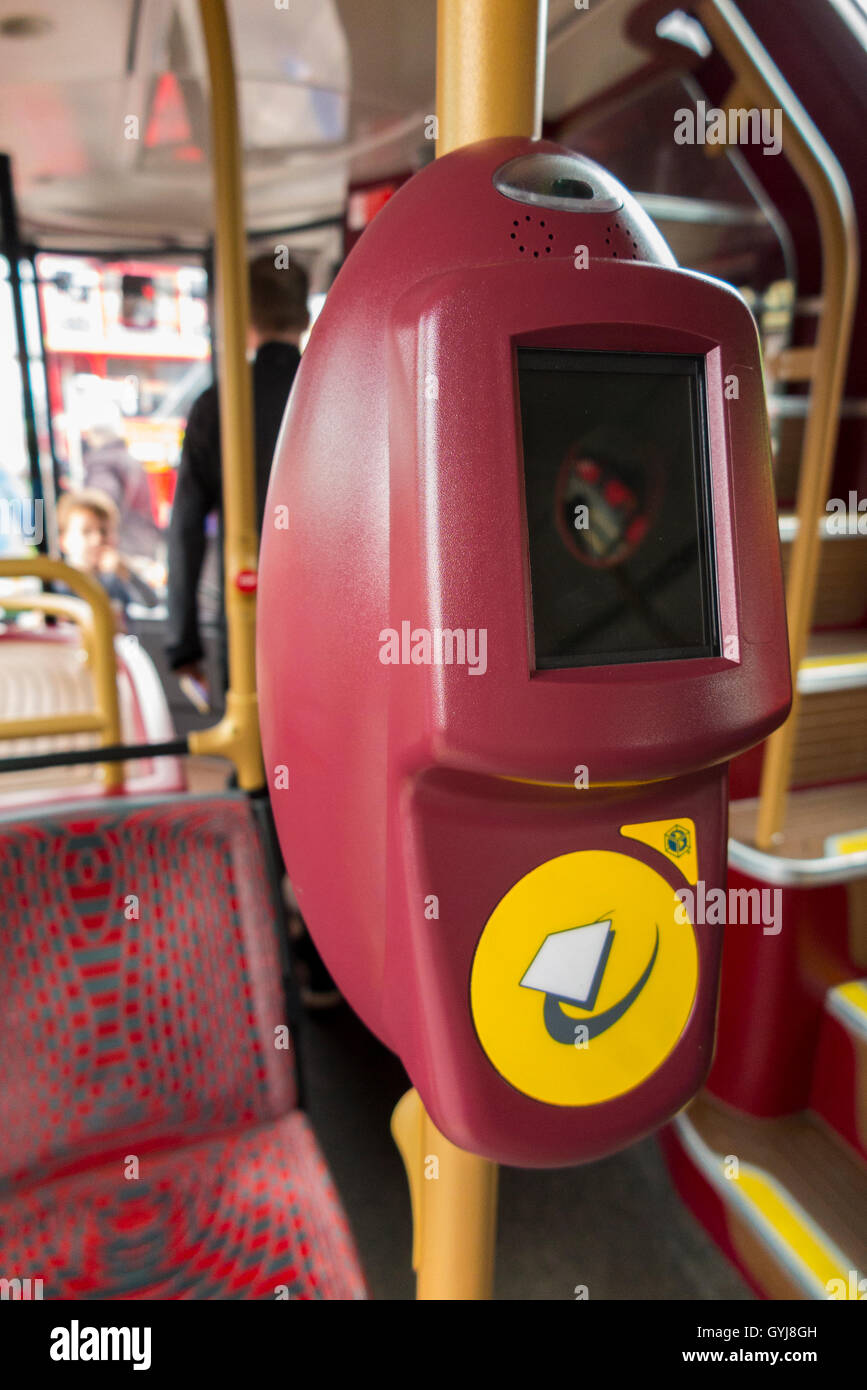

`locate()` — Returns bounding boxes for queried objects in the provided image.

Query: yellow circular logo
[470,850,698,1107]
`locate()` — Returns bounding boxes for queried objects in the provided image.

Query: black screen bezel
[517,347,721,671]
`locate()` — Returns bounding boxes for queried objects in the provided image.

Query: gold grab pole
[436,0,545,156]
[697,0,859,849]
[392,0,547,1302]
[190,0,264,791]
[0,556,123,787]
[392,1089,499,1301]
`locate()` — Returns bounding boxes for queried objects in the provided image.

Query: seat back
[0,793,295,1193]
[0,628,185,805]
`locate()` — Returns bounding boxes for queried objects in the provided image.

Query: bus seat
[0,793,366,1300]
[0,1117,364,1300]
[0,628,185,806]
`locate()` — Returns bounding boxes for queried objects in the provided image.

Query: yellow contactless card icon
[470,850,698,1107]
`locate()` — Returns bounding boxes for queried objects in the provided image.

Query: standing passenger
[166,251,309,698]
[166,251,337,1006]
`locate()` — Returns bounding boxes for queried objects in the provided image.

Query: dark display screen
[517,349,719,669]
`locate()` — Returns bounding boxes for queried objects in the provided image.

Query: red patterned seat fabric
[0,1115,366,1300]
[0,795,366,1299]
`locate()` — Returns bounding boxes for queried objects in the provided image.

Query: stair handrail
[697,0,859,849]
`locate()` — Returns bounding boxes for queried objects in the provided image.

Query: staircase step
[799,630,867,694]
[729,780,867,865]
[779,513,867,629]
[786,632,867,787]
[672,1096,867,1299]
[811,982,867,1163]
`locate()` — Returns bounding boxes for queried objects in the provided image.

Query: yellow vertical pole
[391,0,546,1302]
[392,1089,499,1301]
[436,0,546,156]
[190,0,264,790]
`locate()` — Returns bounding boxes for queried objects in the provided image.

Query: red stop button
[235,569,258,593]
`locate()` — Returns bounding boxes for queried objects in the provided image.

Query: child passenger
[56,488,158,629]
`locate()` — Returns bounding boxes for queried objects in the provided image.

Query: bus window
[38,254,211,600]
[0,257,42,556]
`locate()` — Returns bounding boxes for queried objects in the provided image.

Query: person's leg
[282,876,342,1009]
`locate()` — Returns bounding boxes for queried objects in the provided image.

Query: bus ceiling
[0,0,808,250]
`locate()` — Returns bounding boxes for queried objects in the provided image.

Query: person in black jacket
[166,250,309,698]
[167,251,339,1007]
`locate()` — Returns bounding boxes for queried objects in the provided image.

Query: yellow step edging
[826,980,867,1041]
[674,1113,864,1298]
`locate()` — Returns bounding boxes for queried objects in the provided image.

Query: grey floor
[300,1002,753,1302]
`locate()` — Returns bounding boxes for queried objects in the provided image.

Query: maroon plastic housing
[258,138,791,1166]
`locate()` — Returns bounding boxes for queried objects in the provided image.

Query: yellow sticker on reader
[470,850,698,1107]
[619,817,699,884]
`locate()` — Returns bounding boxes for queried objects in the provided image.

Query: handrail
[0,556,124,789]
[191,0,264,791]
[697,0,860,850]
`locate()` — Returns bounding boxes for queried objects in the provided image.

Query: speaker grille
[507,213,643,260]
[508,212,556,259]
